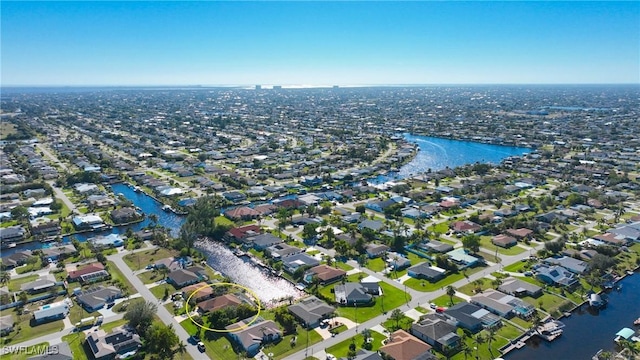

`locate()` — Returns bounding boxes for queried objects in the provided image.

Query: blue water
[367,134,531,184]
[506,273,640,360]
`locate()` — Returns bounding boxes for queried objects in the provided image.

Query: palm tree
[175,341,187,359]
[389,309,404,330]
[619,338,640,360]
[486,328,497,358]
[0,271,10,285]
[461,343,473,360]
[446,285,456,306]
[474,334,485,360]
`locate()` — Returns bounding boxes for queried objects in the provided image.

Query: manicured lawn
[106,261,136,294]
[479,236,527,255]
[430,294,465,307]
[0,310,65,345]
[326,331,387,359]
[450,323,524,360]
[382,315,414,332]
[69,302,94,324]
[503,260,530,273]
[522,292,571,314]
[7,274,39,291]
[16,258,44,274]
[404,265,485,292]
[123,247,178,271]
[336,281,411,323]
[113,297,145,313]
[428,222,450,234]
[149,282,175,300]
[137,270,163,284]
[263,325,324,359]
[365,258,386,272]
[334,261,354,271]
[181,319,236,359]
[12,342,50,360]
[214,215,235,228]
[101,318,127,332]
[457,278,494,296]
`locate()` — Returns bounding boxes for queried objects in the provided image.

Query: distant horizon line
[2,82,639,89]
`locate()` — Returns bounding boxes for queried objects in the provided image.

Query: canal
[506,273,640,360]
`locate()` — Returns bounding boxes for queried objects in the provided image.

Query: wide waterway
[369,134,531,184]
[506,272,640,360]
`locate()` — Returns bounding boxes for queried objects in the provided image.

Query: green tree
[145,323,179,358]
[124,300,157,335]
[446,285,457,306]
[389,309,404,330]
[462,234,481,254]
[10,206,29,221]
[0,271,10,285]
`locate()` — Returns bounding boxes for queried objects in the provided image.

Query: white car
[326,355,336,360]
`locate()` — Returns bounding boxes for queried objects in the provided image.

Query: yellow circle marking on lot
[184,282,261,333]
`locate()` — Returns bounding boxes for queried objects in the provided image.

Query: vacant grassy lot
[404,265,485,292]
[123,248,178,271]
[0,309,64,345]
[326,331,387,359]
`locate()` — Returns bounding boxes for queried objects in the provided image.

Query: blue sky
[2,1,639,86]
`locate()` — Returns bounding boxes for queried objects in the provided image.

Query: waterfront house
[76,286,122,312]
[0,314,14,336]
[197,294,243,314]
[534,264,578,287]
[334,283,373,305]
[68,262,109,284]
[225,318,281,357]
[33,299,70,324]
[88,233,124,249]
[86,326,142,360]
[224,206,261,220]
[266,243,303,259]
[30,219,61,238]
[0,226,26,243]
[42,244,77,261]
[226,224,262,243]
[303,264,346,285]
[72,214,106,230]
[492,234,517,248]
[288,296,335,328]
[498,277,542,297]
[166,269,202,288]
[109,207,140,224]
[470,289,535,319]
[410,313,461,352]
[282,253,320,274]
[250,233,283,250]
[543,256,588,274]
[1,250,33,269]
[407,262,446,282]
[73,183,99,195]
[379,329,436,360]
[444,302,499,332]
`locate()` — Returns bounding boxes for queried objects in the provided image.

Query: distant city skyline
[2,1,639,86]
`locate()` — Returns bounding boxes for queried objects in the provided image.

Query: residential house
[166,269,202,288]
[358,219,385,232]
[42,244,77,261]
[250,233,283,250]
[543,256,587,274]
[365,243,389,258]
[225,318,281,357]
[303,264,346,285]
[86,326,142,360]
[470,289,535,319]
[505,228,534,240]
[288,296,335,328]
[450,220,481,234]
[0,226,27,243]
[282,253,320,274]
[197,294,243,314]
[386,252,411,270]
[73,183,99,195]
[224,206,261,220]
[109,207,140,224]
[407,263,446,283]
[1,250,33,269]
[266,243,303,259]
[182,282,215,303]
[534,264,578,287]
[153,257,183,271]
[492,234,517,248]
[446,248,480,268]
[334,283,373,305]
[226,225,262,243]
[30,220,61,237]
[365,199,397,213]
[20,278,57,294]
[68,263,109,284]
[88,233,124,249]
[410,313,461,352]
[76,286,122,312]
[417,240,453,254]
[379,330,435,360]
[0,314,14,336]
[33,300,71,324]
[444,302,501,332]
[71,214,106,230]
[344,350,384,360]
[360,275,382,296]
[27,342,73,360]
[498,277,542,298]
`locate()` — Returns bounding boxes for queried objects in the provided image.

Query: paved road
[107,251,203,359]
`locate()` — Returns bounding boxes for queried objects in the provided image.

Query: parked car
[197,342,206,352]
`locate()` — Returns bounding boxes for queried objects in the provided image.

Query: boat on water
[627,270,634,276]
[162,205,173,212]
[634,318,640,326]
[536,320,565,342]
[1,242,17,249]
